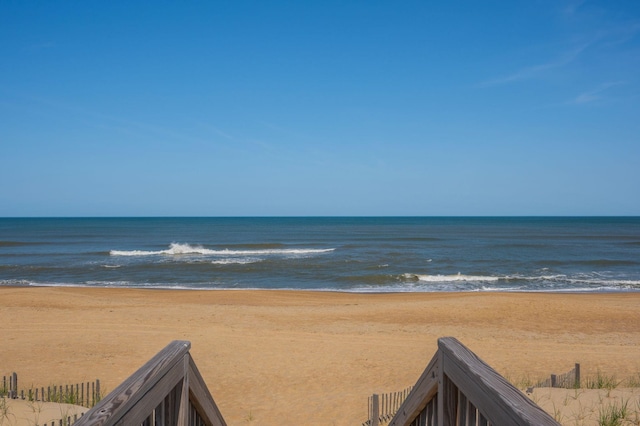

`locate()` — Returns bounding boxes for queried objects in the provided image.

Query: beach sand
[0,399,86,426]
[1,288,639,425]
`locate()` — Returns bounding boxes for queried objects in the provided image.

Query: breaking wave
[110,243,334,257]
[404,273,501,283]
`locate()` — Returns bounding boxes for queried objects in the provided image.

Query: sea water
[1,217,639,292]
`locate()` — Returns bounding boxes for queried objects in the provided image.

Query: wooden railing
[74,341,226,426]
[388,337,560,426]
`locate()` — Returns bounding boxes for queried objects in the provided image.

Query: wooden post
[551,374,557,388]
[177,355,190,426]
[438,350,444,426]
[95,379,101,405]
[11,372,18,399]
[457,390,467,425]
[468,401,477,426]
[371,394,380,426]
[386,393,390,419]
[574,364,581,388]
[442,374,458,426]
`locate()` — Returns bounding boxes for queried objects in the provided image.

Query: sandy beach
[1,287,639,425]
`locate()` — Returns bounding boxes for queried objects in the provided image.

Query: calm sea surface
[1,217,639,292]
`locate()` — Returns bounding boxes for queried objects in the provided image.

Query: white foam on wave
[110,249,164,256]
[211,258,262,265]
[110,243,335,257]
[565,277,640,287]
[407,273,501,283]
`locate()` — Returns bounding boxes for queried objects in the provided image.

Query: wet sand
[1,287,639,425]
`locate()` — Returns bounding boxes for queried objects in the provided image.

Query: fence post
[371,394,380,426]
[551,374,557,388]
[574,364,580,388]
[11,372,17,399]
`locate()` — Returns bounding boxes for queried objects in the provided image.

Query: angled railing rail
[388,337,560,426]
[74,340,226,426]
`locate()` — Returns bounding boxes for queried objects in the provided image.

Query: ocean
[1,217,639,292]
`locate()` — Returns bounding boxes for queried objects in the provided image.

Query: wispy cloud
[478,43,591,88]
[478,2,640,90]
[193,122,234,140]
[598,21,640,48]
[563,0,586,17]
[569,81,625,105]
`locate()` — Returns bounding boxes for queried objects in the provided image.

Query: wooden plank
[75,340,191,426]
[178,354,190,426]
[11,372,17,399]
[389,352,440,426]
[372,394,380,426]
[479,413,488,426]
[114,360,184,426]
[187,355,227,426]
[438,337,559,426]
[458,390,467,426]
[429,395,437,426]
[442,374,457,425]
[468,401,477,426]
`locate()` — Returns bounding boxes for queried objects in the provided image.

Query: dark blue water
[1,217,639,292]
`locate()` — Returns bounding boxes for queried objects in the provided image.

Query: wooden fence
[533,363,581,389]
[36,413,87,426]
[1,372,18,398]
[364,387,413,426]
[2,373,101,408]
[386,337,560,426]
[74,340,227,426]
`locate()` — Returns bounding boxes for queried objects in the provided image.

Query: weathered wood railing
[74,341,226,426]
[389,337,560,426]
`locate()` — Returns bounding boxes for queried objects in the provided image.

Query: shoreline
[4,283,640,294]
[2,287,639,425]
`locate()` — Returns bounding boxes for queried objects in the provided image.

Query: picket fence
[533,363,581,390]
[2,372,101,408]
[35,413,86,426]
[364,386,413,426]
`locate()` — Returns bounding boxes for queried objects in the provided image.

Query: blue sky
[1,1,639,216]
